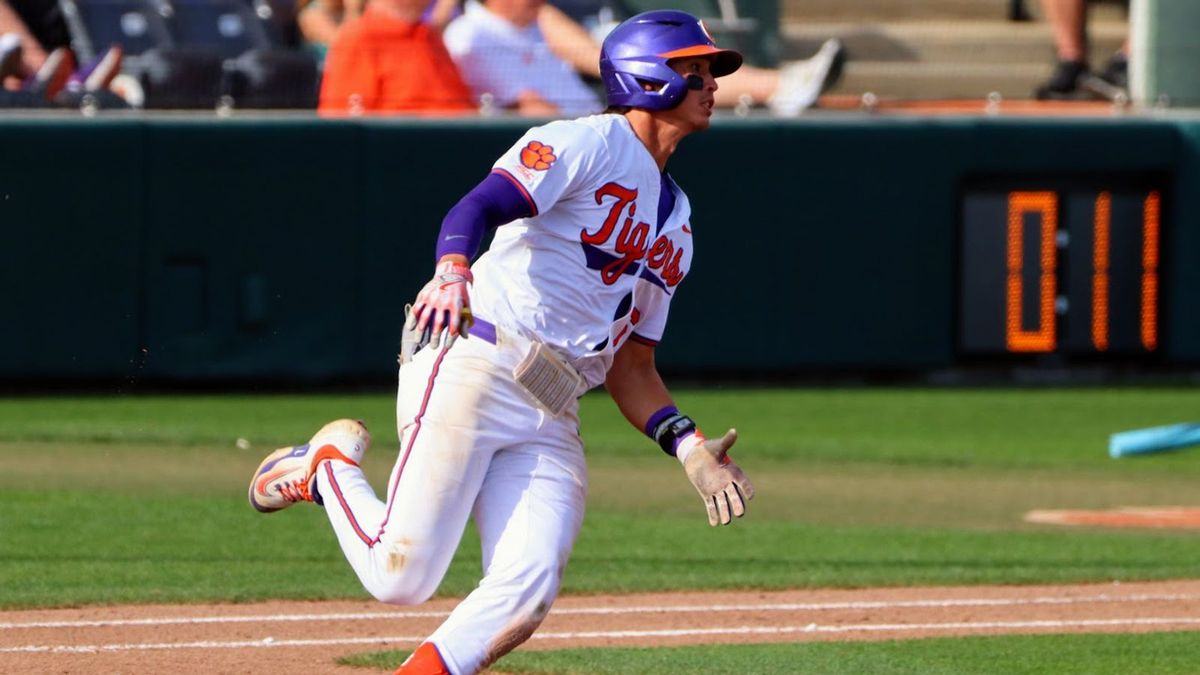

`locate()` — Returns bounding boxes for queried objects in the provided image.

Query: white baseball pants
[313,333,588,675]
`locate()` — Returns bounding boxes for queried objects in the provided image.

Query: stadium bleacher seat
[247,0,301,50]
[221,48,318,109]
[136,46,225,108]
[60,0,175,62]
[166,0,273,58]
[59,0,317,109]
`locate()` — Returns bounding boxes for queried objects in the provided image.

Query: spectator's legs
[1034,0,1090,98]
[714,39,844,115]
[714,66,777,107]
[0,0,48,78]
[0,32,21,86]
[1041,0,1088,62]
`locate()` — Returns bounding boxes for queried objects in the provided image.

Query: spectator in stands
[443,0,601,116]
[300,0,460,62]
[298,0,364,62]
[0,0,76,106]
[1034,0,1129,100]
[0,0,125,107]
[317,0,476,114]
[537,2,844,116]
[0,0,68,86]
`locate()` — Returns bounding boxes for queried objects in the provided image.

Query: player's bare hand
[680,429,755,526]
[408,258,475,350]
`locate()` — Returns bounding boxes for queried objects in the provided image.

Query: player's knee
[359,561,441,606]
[505,556,567,621]
[363,576,438,606]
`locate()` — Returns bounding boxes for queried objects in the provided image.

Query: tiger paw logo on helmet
[520,141,557,171]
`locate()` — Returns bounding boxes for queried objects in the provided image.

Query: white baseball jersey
[443,1,601,116]
[471,113,695,389]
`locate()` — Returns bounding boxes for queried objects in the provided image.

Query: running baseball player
[248,10,754,674]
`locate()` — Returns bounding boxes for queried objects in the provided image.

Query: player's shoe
[394,642,451,674]
[248,419,370,513]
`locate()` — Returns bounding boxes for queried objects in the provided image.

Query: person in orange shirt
[318,0,475,114]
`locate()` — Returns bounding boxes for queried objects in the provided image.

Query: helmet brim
[658,45,743,78]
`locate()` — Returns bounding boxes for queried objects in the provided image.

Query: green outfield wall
[2,115,1198,384]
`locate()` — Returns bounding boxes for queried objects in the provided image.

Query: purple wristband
[644,405,680,438]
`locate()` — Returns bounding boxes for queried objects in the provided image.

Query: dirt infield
[3,579,1199,674]
[1025,507,1200,529]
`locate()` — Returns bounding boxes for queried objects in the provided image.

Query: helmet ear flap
[602,58,690,110]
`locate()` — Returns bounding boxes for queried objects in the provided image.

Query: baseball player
[248,10,754,674]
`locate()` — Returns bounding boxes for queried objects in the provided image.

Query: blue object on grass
[1109,422,1200,458]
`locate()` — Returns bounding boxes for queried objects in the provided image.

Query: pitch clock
[959,177,1163,358]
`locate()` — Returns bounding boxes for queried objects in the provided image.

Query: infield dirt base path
[3,579,1200,674]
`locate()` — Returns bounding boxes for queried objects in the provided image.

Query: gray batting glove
[680,429,755,526]
[398,304,425,366]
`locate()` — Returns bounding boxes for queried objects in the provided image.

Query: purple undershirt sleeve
[434,172,536,261]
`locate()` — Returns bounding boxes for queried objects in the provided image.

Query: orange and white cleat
[248,419,370,513]
[394,642,451,674]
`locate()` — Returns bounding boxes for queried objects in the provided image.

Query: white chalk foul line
[3,592,1199,631]
[4,617,1200,654]
[0,635,424,655]
[0,609,451,631]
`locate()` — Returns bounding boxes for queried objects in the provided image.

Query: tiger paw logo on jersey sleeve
[520,141,557,171]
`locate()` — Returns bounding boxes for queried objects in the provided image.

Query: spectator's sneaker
[109,73,144,107]
[66,45,123,93]
[1098,52,1128,89]
[769,38,845,117]
[0,33,22,82]
[1034,59,1089,100]
[1078,54,1130,103]
[248,419,370,513]
[26,47,75,101]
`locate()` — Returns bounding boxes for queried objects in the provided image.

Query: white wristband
[675,433,699,465]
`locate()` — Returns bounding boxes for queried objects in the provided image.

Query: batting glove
[408,259,474,350]
[679,429,755,526]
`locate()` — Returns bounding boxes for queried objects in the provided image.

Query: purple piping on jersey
[327,347,451,548]
[581,241,642,277]
[638,265,670,292]
[656,173,676,235]
[644,404,679,437]
[491,168,539,217]
[436,172,536,260]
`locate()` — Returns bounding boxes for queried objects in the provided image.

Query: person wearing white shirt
[443,0,601,116]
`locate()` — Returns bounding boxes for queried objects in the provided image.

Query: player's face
[663,56,718,132]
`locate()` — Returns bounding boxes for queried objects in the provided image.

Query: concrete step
[825,61,1057,99]
[781,20,1127,65]
[781,0,1128,22]
[783,0,1026,22]
[776,10,1129,101]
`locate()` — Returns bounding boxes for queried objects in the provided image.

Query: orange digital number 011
[1005,190,1159,354]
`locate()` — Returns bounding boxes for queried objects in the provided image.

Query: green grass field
[2,388,1198,671]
